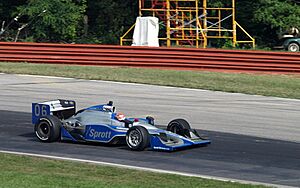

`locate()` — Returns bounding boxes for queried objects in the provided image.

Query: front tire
[35,115,61,142]
[167,119,191,138]
[126,126,150,151]
[287,43,299,52]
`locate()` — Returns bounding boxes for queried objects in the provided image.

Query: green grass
[0,153,268,188]
[1,62,300,99]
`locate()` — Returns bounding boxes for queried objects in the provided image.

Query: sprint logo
[89,129,112,139]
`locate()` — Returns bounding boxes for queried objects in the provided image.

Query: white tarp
[132,17,159,47]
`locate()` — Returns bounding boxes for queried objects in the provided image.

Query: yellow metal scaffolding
[120,0,255,48]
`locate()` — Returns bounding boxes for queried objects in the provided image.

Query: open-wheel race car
[32,100,210,151]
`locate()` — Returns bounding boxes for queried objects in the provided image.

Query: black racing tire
[126,126,150,151]
[287,42,300,52]
[34,115,61,142]
[167,119,191,137]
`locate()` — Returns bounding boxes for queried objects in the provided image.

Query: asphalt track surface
[0,74,299,187]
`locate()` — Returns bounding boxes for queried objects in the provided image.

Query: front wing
[148,130,211,151]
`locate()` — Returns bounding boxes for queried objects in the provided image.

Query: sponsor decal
[153,146,171,151]
[89,129,112,139]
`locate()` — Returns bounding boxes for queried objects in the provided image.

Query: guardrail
[0,42,299,74]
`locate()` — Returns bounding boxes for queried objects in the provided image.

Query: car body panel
[274,37,300,51]
[283,37,300,49]
[84,124,127,143]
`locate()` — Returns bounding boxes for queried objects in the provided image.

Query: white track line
[0,150,294,188]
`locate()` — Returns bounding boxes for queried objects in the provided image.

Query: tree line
[0,0,299,48]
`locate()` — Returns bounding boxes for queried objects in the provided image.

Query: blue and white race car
[32,100,210,151]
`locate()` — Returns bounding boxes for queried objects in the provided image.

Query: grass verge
[1,62,300,99]
[0,153,268,188]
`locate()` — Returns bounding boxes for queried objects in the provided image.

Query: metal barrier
[0,42,299,74]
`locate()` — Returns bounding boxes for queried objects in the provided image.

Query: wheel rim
[170,123,181,135]
[36,122,50,140]
[128,129,141,147]
[289,44,299,52]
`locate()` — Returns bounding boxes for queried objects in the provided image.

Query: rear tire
[167,119,191,137]
[35,115,61,142]
[287,42,299,52]
[126,126,150,151]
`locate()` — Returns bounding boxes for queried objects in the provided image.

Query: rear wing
[32,99,76,124]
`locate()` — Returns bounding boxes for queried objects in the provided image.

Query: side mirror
[146,116,155,125]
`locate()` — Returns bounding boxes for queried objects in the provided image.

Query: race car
[32,100,210,151]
